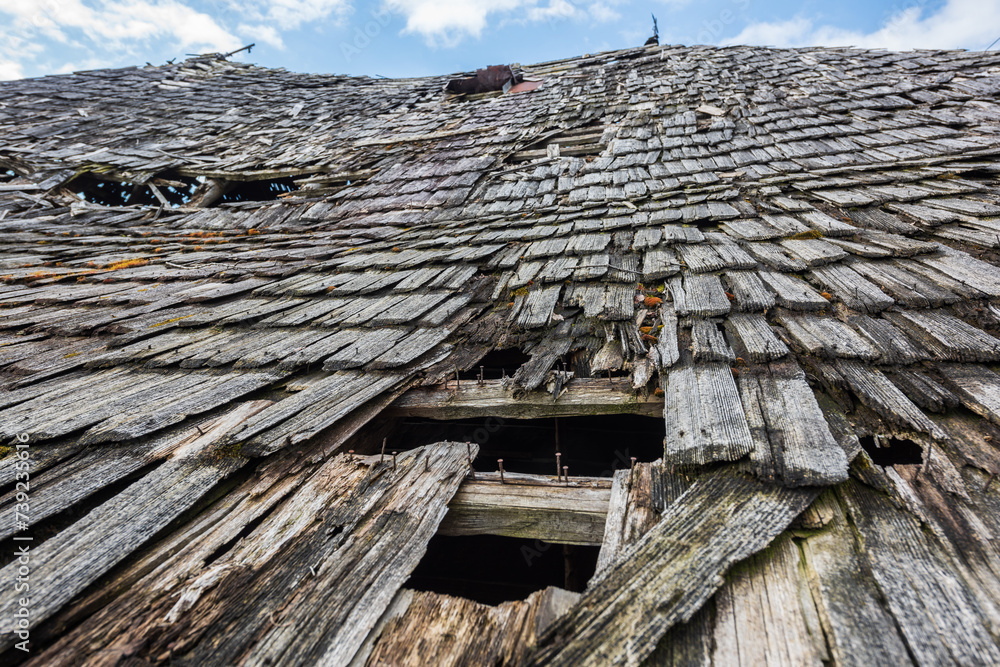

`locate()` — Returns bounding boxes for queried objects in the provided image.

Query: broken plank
[528,473,818,667]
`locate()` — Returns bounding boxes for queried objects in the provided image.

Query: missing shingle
[406,534,599,605]
[218,176,299,203]
[859,435,923,467]
[446,64,522,99]
[69,172,201,207]
[507,121,607,163]
[394,414,662,477]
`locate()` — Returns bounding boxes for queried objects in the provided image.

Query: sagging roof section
[0,43,1000,664]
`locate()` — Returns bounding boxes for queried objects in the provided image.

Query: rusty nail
[498,459,505,484]
[348,449,355,461]
[381,437,386,463]
[563,465,569,483]
[392,451,397,471]
[630,456,637,471]
[480,366,485,384]
[456,366,460,389]
[556,452,562,480]
[607,370,612,385]
[425,456,430,472]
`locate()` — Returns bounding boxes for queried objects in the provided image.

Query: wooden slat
[388,378,662,419]
[528,473,817,667]
[439,472,611,545]
[664,362,754,465]
[840,475,1000,665]
[738,361,848,486]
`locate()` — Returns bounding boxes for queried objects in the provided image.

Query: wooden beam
[388,378,662,420]
[440,471,612,546]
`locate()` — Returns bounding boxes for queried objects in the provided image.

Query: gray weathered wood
[664,362,754,465]
[388,377,661,419]
[439,472,612,545]
[529,473,818,667]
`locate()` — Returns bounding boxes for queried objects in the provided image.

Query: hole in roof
[446,64,522,99]
[860,435,924,467]
[220,177,300,203]
[507,121,607,163]
[70,172,201,207]
[458,348,533,381]
[394,414,663,477]
[406,534,599,605]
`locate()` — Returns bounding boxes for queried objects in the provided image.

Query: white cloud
[383,0,616,47]
[0,0,354,78]
[235,0,352,49]
[724,0,1000,51]
[0,0,242,52]
[0,61,24,81]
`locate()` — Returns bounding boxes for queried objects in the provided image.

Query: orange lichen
[105,258,150,271]
[643,296,662,308]
[653,387,664,397]
[641,333,659,343]
[820,291,833,300]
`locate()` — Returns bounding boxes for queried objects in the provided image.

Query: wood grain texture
[388,377,662,419]
[664,362,754,466]
[529,473,817,667]
[439,472,612,545]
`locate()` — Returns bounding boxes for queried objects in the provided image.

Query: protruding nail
[630,456,637,471]
[498,459,505,484]
[392,451,397,471]
[556,452,562,480]
[381,437,386,463]
[563,465,569,483]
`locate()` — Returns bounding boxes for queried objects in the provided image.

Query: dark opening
[446,65,522,95]
[71,173,200,207]
[406,534,599,605]
[860,435,924,467]
[507,122,607,163]
[1,169,14,183]
[220,177,299,203]
[395,414,663,477]
[461,348,532,381]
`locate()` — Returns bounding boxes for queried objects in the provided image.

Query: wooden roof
[1,42,1000,664]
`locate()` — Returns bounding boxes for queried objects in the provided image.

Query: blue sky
[1,0,997,81]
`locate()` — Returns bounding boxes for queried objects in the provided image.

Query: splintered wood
[530,473,817,666]
[22,442,476,665]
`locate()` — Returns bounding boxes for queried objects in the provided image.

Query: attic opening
[507,121,607,163]
[406,534,599,605]
[70,173,201,207]
[458,348,532,381]
[445,64,523,100]
[219,176,299,203]
[395,414,663,477]
[860,435,924,467]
